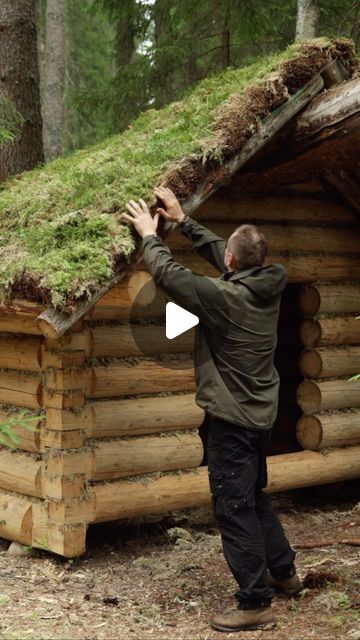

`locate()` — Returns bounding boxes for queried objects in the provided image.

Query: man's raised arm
[155,187,227,273]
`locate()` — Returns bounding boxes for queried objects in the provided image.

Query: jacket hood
[225,264,288,300]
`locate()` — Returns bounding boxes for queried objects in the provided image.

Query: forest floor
[0,485,359,640]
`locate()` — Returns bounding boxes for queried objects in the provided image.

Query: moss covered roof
[0,38,357,310]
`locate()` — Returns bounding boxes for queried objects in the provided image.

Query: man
[122,187,302,633]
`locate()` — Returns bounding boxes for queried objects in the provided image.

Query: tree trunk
[0,0,44,181]
[42,0,66,161]
[295,0,318,41]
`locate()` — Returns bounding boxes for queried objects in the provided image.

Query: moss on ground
[0,38,357,309]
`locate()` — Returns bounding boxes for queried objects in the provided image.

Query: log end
[299,349,322,378]
[296,414,322,450]
[299,318,322,348]
[298,285,321,316]
[297,380,321,414]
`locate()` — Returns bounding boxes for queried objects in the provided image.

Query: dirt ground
[0,485,359,640]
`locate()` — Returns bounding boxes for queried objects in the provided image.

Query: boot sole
[210,621,276,633]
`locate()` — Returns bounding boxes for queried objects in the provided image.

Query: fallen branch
[293,539,335,549]
[339,538,360,547]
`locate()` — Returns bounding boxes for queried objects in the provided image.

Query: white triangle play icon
[166,302,199,339]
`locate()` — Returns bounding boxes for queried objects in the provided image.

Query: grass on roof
[0,38,356,309]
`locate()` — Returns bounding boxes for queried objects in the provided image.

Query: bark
[0,0,44,181]
[295,0,318,41]
[42,0,66,161]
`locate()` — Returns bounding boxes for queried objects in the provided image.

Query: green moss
[0,38,356,309]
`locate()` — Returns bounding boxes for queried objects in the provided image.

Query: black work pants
[207,414,296,609]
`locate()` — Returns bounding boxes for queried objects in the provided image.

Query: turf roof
[0,38,357,310]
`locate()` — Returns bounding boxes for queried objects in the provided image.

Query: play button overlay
[166,302,199,339]
[129,274,229,369]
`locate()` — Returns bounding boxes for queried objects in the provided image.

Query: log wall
[1,184,360,557]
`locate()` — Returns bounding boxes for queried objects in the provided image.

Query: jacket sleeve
[141,234,221,326]
[179,217,227,272]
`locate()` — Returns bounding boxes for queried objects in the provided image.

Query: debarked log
[158,254,360,283]
[92,446,360,522]
[0,448,42,497]
[88,270,156,314]
[92,431,204,481]
[0,308,41,336]
[0,336,42,371]
[299,316,360,348]
[87,394,204,438]
[298,283,360,316]
[297,410,360,450]
[299,346,360,378]
[89,324,194,359]
[168,224,360,254]
[45,360,195,398]
[0,371,43,409]
[195,196,355,225]
[88,289,167,321]
[297,378,360,413]
[0,493,33,545]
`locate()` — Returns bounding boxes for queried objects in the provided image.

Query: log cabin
[0,38,359,557]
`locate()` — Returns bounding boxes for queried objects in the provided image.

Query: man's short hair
[228,224,268,270]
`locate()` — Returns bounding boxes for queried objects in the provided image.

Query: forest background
[1,0,360,172]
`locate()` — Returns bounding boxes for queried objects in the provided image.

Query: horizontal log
[87,394,204,438]
[195,196,355,225]
[297,379,360,413]
[92,360,195,398]
[146,253,360,283]
[92,431,203,481]
[94,271,156,308]
[90,325,194,359]
[0,336,42,371]
[87,289,167,321]
[46,360,195,397]
[0,314,42,335]
[265,445,360,493]
[92,446,360,522]
[0,493,33,546]
[168,224,360,254]
[0,409,42,453]
[300,317,360,348]
[0,448,42,497]
[297,410,360,450]
[0,371,43,409]
[298,284,360,316]
[294,77,360,138]
[299,346,360,378]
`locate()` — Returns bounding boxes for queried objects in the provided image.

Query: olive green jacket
[142,217,287,430]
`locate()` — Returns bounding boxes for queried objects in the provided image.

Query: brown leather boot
[210,606,276,632]
[267,571,303,597]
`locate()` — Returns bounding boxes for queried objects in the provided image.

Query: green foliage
[0,411,41,449]
[0,90,24,150]
[0,38,356,307]
[64,0,116,151]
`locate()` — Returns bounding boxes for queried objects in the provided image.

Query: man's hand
[154,186,185,224]
[122,199,159,239]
